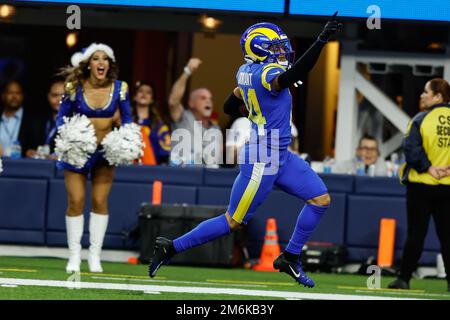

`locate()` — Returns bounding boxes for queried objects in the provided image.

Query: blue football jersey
[236,62,292,149]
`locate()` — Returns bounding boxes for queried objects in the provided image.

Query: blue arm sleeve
[56,94,74,128]
[119,81,133,125]
[403,118,431,173]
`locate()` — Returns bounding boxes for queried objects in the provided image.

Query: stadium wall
[0,158,441,265]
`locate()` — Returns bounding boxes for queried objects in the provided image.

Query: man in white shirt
[0,81,25,157]
[333,134,388,176]
[226,116,299,165]
[0,81,45,158]
[168,58,222,166]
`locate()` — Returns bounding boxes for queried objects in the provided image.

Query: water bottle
[193,151,203,166]
[322,156,332,174]
[356,158,365,176]
[169,152,182,166]
[390,153,399,177]
[35,145,50,159]
[368,164,376,177]
[10,141,22,159]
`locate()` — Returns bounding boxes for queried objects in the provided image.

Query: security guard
[389,78,450,291]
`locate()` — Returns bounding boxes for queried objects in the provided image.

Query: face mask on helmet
[267,38,295,68]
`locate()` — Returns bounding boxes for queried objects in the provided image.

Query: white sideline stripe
[90,276,267,288]
[143,291,161,295]
[0,245,138,263]
[355,290,450,298]
[0,278,421,300]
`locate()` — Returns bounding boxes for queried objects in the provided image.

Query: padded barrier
[346,195,440,251]
[0,159,442,264]
[114,165,204,185]
[203,168,239,187]
[319,173,354,193]
[354,176,406,196]
[55,165,204,186]
[46,179,197,247]
[0,230,45,245]
[347,247,439,265]
[245,191,346,258]
[1,158,55,179]
[0,178,48,244]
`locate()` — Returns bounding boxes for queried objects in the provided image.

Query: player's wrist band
[184,66,192,76]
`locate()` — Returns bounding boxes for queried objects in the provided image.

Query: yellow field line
[0,268,37,273]
[207,279,295,286]
[80,272,166,280]
[337,285,425,293]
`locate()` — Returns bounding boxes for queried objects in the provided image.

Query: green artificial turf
[0,256,448,300]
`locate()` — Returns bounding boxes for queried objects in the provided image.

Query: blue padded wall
[0,159,443,266]
[203,168,239,187]
[346,195,440,252]
[319,174,354,193]
[347,247,439,265]
[114,165,204,185]
[0,178,48,244]
[246,191,346,258]
[354,176,406,196]
[1,158,55,179]
[46,179,197,247]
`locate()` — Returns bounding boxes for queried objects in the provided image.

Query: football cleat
[273,253,315,288]
[387,277,410,290]
[148,237,174,278]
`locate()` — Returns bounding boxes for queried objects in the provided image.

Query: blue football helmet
[240,22,295,67]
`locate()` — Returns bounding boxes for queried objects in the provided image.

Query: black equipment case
[139,203,236,266]
[301,242,347,272]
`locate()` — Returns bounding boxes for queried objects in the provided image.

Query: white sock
[66,215,84,259]
[89,212,109,258]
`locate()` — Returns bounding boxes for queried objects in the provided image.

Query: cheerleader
[56,43,140,273]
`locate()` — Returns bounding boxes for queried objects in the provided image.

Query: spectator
[225,116,250,165]
[0,81,45,158]
[389,78,450,291]
[40,77,65,158]
[168,58,222,166]
[333,134,388,176]
[132,81,170,165]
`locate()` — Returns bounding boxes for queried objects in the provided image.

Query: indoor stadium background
[0,0,449,300]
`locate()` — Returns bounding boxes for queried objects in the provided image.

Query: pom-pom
[55,114,97,169]
[101,123,144,166]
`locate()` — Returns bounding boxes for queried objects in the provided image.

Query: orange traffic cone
[253,218,281,272]
[127,256,138,264]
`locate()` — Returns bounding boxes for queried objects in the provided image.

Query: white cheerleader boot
[88,212,109,273]
[66,215,84,273]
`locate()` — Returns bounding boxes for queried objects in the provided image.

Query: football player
[149,13,342,287]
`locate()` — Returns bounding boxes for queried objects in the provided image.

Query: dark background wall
[1,2,449,159]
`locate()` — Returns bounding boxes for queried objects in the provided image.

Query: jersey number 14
[241,88,267,135]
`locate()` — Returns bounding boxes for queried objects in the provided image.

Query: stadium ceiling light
[199,15,222,32]
[427,42,443,50]
[0,4,16,19]
[66,32,78,48]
